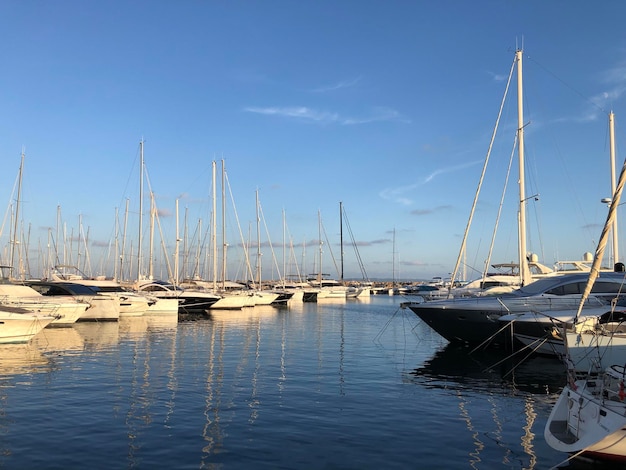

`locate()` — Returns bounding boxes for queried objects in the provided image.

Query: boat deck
[548,420,578,444]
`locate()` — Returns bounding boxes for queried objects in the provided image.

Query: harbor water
[0,296,592,468]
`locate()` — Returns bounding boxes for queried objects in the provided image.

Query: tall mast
[609,111,619,265]
[392,227,396,287]
[211,160,217,290]
[121,198,129,281]
[340,201,344,281]
[318,210,323,286]
[256,188,261,288]
[175,199,180,286]
[137,139,144,280]
[148,191,155,279]
[282,209,286,288]
[221,159,226,289]
[114,207,119,280]
[447,55,515,293]
[10,150,24,279]
[516,49,532,286]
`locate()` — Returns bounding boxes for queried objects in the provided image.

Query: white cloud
[244,105,409,125]
[380,160,482,205]
[310,77,362,93]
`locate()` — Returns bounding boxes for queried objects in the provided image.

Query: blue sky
[1,1,626,282]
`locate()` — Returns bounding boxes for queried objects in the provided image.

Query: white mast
[175,199,180,286]
[609,111,619,265]
[256,188,262,288]
[447,55,516,293]
[340,201,344,281]
[148,192,155,279]
[516,49,532,286]
[121,198,129,281]
[221,159,227,290]
[137,139,144,281]
[10,150,24,280]
[318,210,323,286]
[211,160,218,290]
[114,207,119,280]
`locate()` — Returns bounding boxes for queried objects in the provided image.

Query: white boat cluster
[0,268,373,345]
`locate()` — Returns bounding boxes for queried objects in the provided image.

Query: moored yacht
[0,283,88,326]
[0,306,55,343]
[48,266,154,317]
[25,280,120,321]
[135,279,220,315]
[404,271,626,347]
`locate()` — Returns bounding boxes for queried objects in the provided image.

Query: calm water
[0,296,590,469]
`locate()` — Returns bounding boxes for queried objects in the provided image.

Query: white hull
[118,293,150,316]
[0,285,89,326]
[346,287,363,299]
[210,294,250,310]
[0,311,54,344]
[59,278,149,317]
[545,368,626,462]
[48,302,89,326]
[144,297,179,316]
[79,295,121,321]
[356,287,371,297]
[288,290,304,303]
[250,291,279,305]
[566,330,626,373]
[316,287,347,300]
[2,298,88,326]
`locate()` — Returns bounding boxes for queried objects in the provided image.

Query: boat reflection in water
[0,344,52,378]
[32,326,86,353]
[114,314,179,467]
[409,343,566,394]
[118,314,179,339]
[407,344,565,469]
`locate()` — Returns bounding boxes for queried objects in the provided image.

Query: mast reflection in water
[0,297,574,468]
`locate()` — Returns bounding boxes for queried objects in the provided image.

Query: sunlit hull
[545,370,626,462]
[0,311,55,344]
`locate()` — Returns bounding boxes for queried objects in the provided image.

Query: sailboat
[307,210,348,301]
[404,49,591,346]
[130,143,223,315]
[544,116,626,463]
[339,202,368,298]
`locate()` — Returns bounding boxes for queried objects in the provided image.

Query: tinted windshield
[516,274,626,296]
[60,283,99,295]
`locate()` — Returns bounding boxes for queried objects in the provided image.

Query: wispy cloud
[244,106,339,122]
[487,71,509,82]
[410,205,453,216]
[157,208,172,217]
[244,106,409,125]
[581,64,626,121]
[379,160,482,205]
[310,77,362,93]
[343,238,389,247]
[553,62,626,124]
